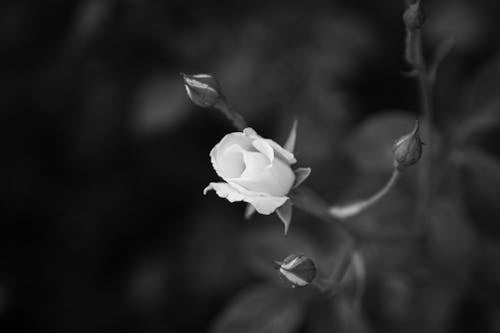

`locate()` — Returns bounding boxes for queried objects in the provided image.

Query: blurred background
[2,0,500,332]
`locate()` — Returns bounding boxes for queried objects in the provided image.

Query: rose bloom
[204,128,297,215]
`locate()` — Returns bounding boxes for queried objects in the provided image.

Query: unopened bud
[275,254,316,288]
[182,73,225,108]
[393,119,423,170]
[403,0,425,31]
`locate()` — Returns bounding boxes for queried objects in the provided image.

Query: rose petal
[203,182,246,202]
[266,139,297,164]
[204,182,288,215]
[232,157,295,196]
[226,179,268,197]
[225,144,270,179]
[251,139,274,163]
[242,127,296,164]
[243,127,259,138]
[245,195,288,215]
[218,144,246,178]
[210,132,253,179]
[240,150,271,178]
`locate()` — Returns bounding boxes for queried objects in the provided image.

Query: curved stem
[290,185,418,243]
[329,168,401,219]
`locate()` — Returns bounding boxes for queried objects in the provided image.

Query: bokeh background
[2,0,500,332]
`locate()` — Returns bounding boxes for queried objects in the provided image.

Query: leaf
[284,120,298,153]
[276,200,293,235]
[464,55,500,112]
[211,284,305,333]
[344,112,416,171]
[132,75,191,135]
[428,198,477,281]
[346,111,441,172]
[455,99,500,143]
[426,2,484,52]
[429,37,455,82]
[292,168,311,189]
[458,148,500,236]
[239,224,335,284]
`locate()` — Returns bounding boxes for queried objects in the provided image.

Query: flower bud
[275,254,316,288]
[182,73,224,108]
[403,0,425,31]
[393,120,423,170]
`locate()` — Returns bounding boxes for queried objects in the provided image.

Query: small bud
[182,73,225,108]
[275,254,316,288]
[403,0,425,31]
[393,119,423,170]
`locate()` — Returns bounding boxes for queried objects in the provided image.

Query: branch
[329,168,401,219]
[290,186,419,243]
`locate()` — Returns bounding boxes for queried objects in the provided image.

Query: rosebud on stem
[403,0,425,31]
[403,1,425,68]
[393,119,424,170]
[182,73,246,130]
[328,120,422,218]
[275,254,316,288]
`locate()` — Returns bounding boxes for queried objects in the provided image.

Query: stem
[215,100,247,131]
[290,187,357,239]
[290,186,418,243]
[409,29,433,227]
[329,168,401,219]
[312,231,356,296]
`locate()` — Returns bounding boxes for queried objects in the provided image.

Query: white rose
[204,127,305,215]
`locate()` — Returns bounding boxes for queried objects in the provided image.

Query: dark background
[2,0,500,332]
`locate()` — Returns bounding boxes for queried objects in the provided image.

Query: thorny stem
[329,168,401,219]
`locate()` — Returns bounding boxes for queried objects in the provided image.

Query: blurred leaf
[240,226,319,282]
[429,37,455,82]
[455,54,500,142]
[456,99,500,144]
[426,2,484,52]
[345,112,416,171]
[307,296,368,333]
[428,199,477,280]
[211,284,305,333]
[457,148,500,236]
[464,55,500,112]
[476,238,500,299]
[240,222,352,290]
[345,111,443,173]
[131,74,191,135]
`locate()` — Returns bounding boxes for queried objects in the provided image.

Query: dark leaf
[345,112,418,171]
[458,148,500,236]
[428,199,477,280]
[211,284,305,333]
